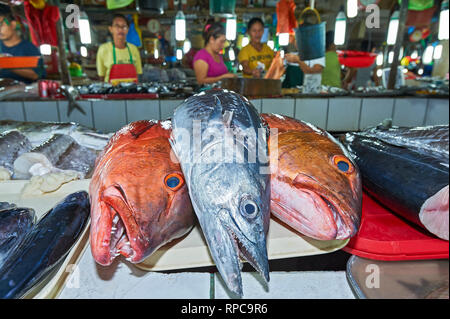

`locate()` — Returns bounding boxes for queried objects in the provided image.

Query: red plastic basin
[337,50,377,68]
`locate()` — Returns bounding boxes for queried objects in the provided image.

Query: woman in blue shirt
[0,6,45,84]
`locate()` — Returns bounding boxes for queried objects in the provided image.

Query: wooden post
[52,0,72,86]
[387,0,408,90]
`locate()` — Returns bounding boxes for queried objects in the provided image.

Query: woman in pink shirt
[193,22,237,85]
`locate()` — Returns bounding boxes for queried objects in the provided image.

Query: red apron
[109,43,138,86]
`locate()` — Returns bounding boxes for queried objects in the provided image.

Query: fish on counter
[0,131,32,179]
[0,203,16,212]
[357,124,449,162]
[0,191,90,299]
[261,114,362,240]
[89,120,195,266]
[171,89,271,297]
[341,133,449,241]
[13,134,98,180]
[264,51,285,80]
[0,207,35,268]
[0,120,112,151]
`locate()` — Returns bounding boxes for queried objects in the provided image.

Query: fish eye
[164,173,184,191]
[240,197,259,219]
[332,155,354,174]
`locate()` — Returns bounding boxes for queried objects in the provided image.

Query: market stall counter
[1,94,448,134]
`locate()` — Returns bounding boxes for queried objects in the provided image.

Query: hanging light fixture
[376,53,383,66]
[438,0,449,40]
[267,40,275,50]
[278,33,289,46]
[433,44,443,60]
[423,45,434,64]
[175,10,186,41]
[40,44,51,55]
[226,16,237,41]
[334,8,347,46]
[79,12,92,45]
[347,0,358,18]
[229,48,235,61]
[387,10,399,45]
[80,46,88,57]
[183,39,191,54]
[242,36,250,47]
[388,51,394,64]
[176,48,183,60]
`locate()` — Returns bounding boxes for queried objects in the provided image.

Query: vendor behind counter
[0,6,45,84]
[96,14,143,85]
[238,18,274,78]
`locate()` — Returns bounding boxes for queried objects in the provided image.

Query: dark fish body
[171,89,271,296]
[0,191,90,299]
[0,207,35,268]
[0,131,32,174]
[13,134,98,179]
[342,133,449,240]
[0,203,16,212]
[360,125,449,162]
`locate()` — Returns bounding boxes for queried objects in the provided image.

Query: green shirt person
[321,31,341,88]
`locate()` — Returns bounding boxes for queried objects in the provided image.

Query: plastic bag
[276,0,297,35]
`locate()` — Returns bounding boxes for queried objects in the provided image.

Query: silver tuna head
[190,161,270,296]
[171,89,271,297]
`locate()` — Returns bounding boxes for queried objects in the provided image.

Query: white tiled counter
[57,245,355,299]
[1,97,448,133]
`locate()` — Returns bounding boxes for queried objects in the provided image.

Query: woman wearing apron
[96,14,143,85]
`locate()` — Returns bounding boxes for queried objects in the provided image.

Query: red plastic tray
[0,56,39,69]
[343,192,449,261]
[337,50,377,68]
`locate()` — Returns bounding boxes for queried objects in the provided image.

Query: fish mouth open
[225,224,269,282]
[108,211,134,261]
[272,182,356,240]
[204,214,269,297]
[99,185,147,265]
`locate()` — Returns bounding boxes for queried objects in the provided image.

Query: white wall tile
[295,98,328,130]
[58,101,94,129]
[425,99,449,126]
[261,99,295,117]
[215,271,355,299]
[23,101,59,122]
[327,98,361,131]
[359,98,395,130]
[58,246,211,299]
[392,98,427,127]
[160,100,183,120]
[249,99,262,113]
[92,100,127,133]
[0,102,25,121]
[126,100,160,123]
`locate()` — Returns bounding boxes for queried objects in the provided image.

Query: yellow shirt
[96,42,143,83]
[238,44,274,78]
